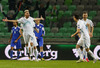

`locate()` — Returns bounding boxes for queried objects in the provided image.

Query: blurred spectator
[17,0,25,11]
[2,10,19,32]
[17,0,36,16]
[50,6,58,29]
[8,0,16,11]
[36,0,50,25]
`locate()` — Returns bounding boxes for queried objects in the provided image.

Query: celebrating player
[8,22,22,59]
[34,20,45,61]
[71,14,97,63]
[3,10,44,61]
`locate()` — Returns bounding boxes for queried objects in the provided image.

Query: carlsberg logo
[5,45,58,60]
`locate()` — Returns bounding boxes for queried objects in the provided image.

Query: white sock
[34,48,38,60]
[77,48,83,60]
[88,50,96,59]
[26,46,29,54]
[83,48,88,59]
[30,46,33,56]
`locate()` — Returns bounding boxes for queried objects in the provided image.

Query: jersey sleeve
[17,17,23,23]
[33,22,36,28]
[42,25,45,35]
[11,27,13,33]
[32,17,34,21]
[20,24,23,29]
[77,22,82,29]
[89,20,94,27]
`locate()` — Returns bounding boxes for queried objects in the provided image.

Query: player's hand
[36,37,38,39]
[14,40,18,43]
[2,18,8,22]
[8,40,11,43]
[71,34,74,37]
[89,33,93,38]
[42,34,44,36]
[40,16,44,20]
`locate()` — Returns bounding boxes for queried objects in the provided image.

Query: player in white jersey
[82,11,94,62]
[71,14,97,63]
[3,10,44,61]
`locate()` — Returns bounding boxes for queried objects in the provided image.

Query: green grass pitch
[0,60,99,68]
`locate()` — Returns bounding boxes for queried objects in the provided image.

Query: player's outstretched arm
[71,29,80,37]
[2,18,18,23]
[34,16,44,21]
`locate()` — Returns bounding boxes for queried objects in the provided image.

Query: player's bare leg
[76,45,83,63]
[85,48,97,63]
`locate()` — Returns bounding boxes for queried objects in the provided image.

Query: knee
[11,47,13,50]
[76,45,80,49]
[34,46,37,49]
[86,48,89,52]
[18,49,20,51]
[26,44,28,46]
[30,42,33,46]
[40,47,43,50]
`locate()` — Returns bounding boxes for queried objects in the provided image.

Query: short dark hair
[73,14,79,20]
[83,11,88,14]
[16,22,18,25]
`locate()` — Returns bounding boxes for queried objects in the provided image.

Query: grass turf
[0,60,99,68]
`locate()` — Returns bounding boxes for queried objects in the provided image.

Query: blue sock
[17,51,20,59]
[41,52,43,58]
[84,55,85,59]
[10,50,13,58]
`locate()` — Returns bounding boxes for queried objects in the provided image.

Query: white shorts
[77,37,90,49]
[23,33,38,47]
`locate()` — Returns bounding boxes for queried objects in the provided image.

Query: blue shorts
[11,39,22,49]
[37,38,43,47]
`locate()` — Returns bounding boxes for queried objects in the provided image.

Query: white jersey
[17,16,35,36]
[77,19,90,39]
[82,19,94,33]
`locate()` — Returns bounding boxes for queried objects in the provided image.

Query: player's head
[73,14,79,22]
[24,10,30,18]
[13,22,18,26]
[35,20,40,24]
[83,11,88,19]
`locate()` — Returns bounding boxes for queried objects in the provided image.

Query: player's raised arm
[34,16,44,21]
[71,29,80,37]
[2,18,18,23]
